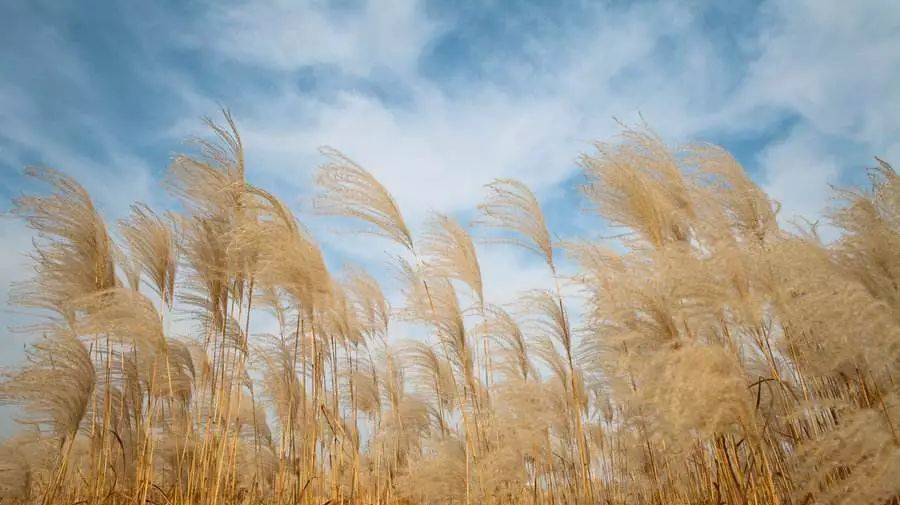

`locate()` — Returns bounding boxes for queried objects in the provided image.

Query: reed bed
[1,113,897,504]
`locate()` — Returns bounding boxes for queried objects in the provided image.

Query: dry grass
[1,112,898,505]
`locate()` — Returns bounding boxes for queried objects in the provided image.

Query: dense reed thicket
[1,113,897,504]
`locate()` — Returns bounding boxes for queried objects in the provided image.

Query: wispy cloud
[193,0,436,75]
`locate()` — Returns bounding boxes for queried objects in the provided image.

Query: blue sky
[0,0,898,429]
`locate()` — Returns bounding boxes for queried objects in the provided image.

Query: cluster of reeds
[0,113,897,504]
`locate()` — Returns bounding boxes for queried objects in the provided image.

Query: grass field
[1,112,897,504]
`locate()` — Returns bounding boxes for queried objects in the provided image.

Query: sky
[0,0,898,431]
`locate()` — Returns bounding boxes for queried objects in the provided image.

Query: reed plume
[476,178,554,268]
[422,214,484,305]
[315,148,414,251]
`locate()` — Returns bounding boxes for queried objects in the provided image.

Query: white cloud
[477,244,555,306]
[216,1,743,222]
[242,87,583,216]
[195,0,437,76]
[758,125,840,233]
[733,0,900,241]
[742,0,900,147]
